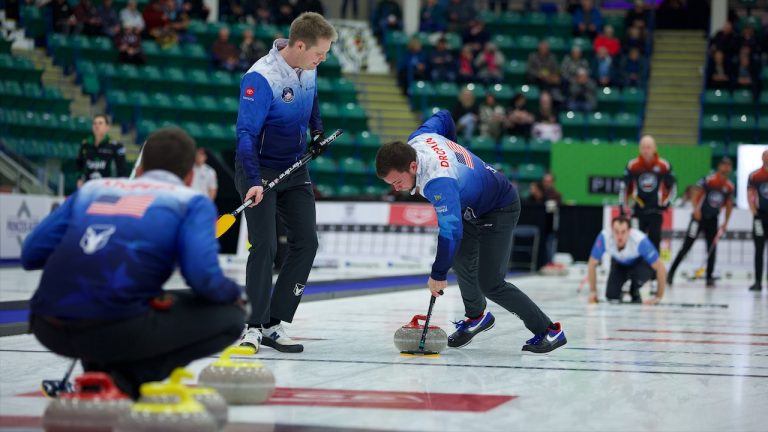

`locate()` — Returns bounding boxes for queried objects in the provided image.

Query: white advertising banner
[0,193,65,260]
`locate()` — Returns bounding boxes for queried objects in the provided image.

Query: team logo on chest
[760,183,768,199]
[638,172,657,192]
[708,191,724,208]
[281,87,295,103]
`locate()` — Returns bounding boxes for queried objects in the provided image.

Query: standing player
[587,215,667,304]
[621,135,676,251]
[235,12,337,353]
[668,157,734,287]
[375,110,567,354]
[747,150,768,291]
[76,114,128,187]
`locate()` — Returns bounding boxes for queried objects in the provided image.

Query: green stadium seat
[702,89,731,117]
[528,138,551,166]
[318,52,341,78]
[613,112,641,141]
[180,44,209,69]
[106,90,134,124]
[309,156,338,186]
[559,111,585,139]
[362,184,390,196]
[487,83,514,106]
[702,141,729,160]
[731,89,755,114]
[571,37,594,58]
[141,92,173,122]
[337,184,362,197]
[621,87,645,114]
[597,86,621,114]
[316,77,334,102]
[21,6,46,39]
[550,14,573,38]
[468,136,497,162]
[463,82,486,101]
[329,132,356,159]
[516,163,545,181]
[586,112,613,140]
[383,30,408,62]
[493,162,515,180]
[544,36,568,57]
[525,12,549,38]
[358,131,381,161]
[500,135,527,161]
[512,35,539,60]
[492,34,514,58]
[433,82,459,108]
[172,94,197,122]
[110,63,140,92]
[729,114,756,143]
[516,84,540,110]
[341,157,369,187]
[320,102,342,131]
[758,115,768,141]
[410,80,434,111]
[315,183,336,197]
[700,114,728,142]
[341,102,368,133]
[504,60,527,86]
[761,68,768,86]
[136,119,157,143]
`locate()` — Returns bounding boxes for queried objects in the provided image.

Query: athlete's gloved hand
[309,130,326,160]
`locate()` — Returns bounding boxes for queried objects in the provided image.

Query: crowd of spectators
[706,19,766,98]
[395,0,653,143]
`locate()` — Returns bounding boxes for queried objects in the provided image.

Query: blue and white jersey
[590,228,659,266]
[409,110,518,280]
[237,39,323,188]
[22,170,243,320]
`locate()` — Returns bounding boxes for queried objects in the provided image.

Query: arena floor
[0,267,766,432]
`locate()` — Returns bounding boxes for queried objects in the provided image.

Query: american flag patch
[446,140,474,169]
[86,195,155,218]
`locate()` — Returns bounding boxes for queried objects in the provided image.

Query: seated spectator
[706,49,732,89]
[561,45,590,85]
[506,94,535,137]
[457,44,476,82]
[623,25,645,55]
[372,0,402,38]
[182,0,210,21]
[527,40,560,91]
[527,181,544,203]
[593,46,614,87]
[462,19,490,55]
[593,25,621,57]
[397,37,427,94]
[115,25,146,65]
[211,27,239,71]
[709,20,738,59]
[98,0,121,37]
[568,68,597,112]
[274,1,296,26]
[479,93,507,141]
[624,0,648,32]
[143,0,176,47]
[120,0,145,32]
[620,47,647,88]
[451,88,479,142]
[734,47,760,97]
[573,0,603,39]
[474,42,505,83]
[239,29,267,69]
[221,0,246,22]
[419,0,446,33]
[738,25,761,63]
[247,0,273,25]
[164,0,194,44]
[429,37,456,82]
[50,0,75,34]
[73,0,104,36]
[446,0,476,32]
[532,91,562,141]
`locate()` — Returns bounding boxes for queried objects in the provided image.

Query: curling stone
[42,372,132,432]
[198,346,275,405]
[139,368,228,429]
[394,315,448,354]
[114,383,216,432]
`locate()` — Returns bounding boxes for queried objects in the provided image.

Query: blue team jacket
[21,170,243,320]
[236,39,323,188]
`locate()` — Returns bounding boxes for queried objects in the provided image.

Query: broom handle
[417,290,442,351]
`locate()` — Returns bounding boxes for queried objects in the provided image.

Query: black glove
[309,131,326,160]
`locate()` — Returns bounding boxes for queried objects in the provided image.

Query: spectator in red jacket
[142,0,176,46]
[593,25,621,57]
[73,0,103,36]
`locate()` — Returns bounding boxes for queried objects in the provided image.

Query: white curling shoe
[261,323,304,353]
[238,325,262,353]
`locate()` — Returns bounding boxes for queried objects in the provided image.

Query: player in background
[235,12,337,353]
[76,114,128,187]
[587,215,667,304]
[747,150,768,291]
[667,157,734,287]
[375,110,567,354]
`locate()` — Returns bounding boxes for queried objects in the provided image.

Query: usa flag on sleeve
[86,195,155,218]
[446,140,474,169]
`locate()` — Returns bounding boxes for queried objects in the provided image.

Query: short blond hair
[288,12,338,48]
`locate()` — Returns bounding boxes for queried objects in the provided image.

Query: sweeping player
[747,150,768,292]
[235,12,337,353]
[667,157,734,287]
[587,215,667,304]
[375,110,566,354]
